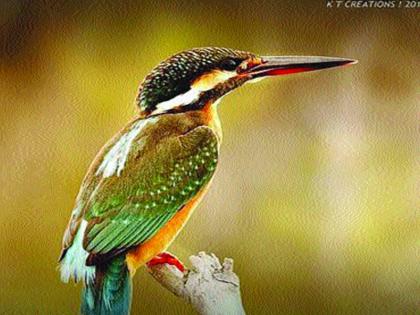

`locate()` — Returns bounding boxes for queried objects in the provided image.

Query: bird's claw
[147,252,185,272]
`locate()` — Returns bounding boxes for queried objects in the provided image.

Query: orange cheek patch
[240,57,263,72]
[247,57,263,68]
[192,72,218,89]
[192,70,236,91]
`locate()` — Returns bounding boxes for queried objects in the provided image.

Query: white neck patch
[152,70,237,115]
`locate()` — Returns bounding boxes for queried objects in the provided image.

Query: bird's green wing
[82,125,218,257]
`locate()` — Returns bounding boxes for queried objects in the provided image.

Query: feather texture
[60,220,95,284]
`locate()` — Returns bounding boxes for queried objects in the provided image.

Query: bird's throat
[203,100,223,143]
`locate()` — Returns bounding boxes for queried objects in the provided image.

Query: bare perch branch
[147,252,246,315]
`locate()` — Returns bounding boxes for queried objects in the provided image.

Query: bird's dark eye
[220,58,241,71]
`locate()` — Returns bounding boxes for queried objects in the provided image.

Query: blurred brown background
[0,1,419,314]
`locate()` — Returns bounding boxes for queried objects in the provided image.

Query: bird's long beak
[244,56,357,78]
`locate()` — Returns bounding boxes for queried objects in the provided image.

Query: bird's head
[136,47,356,117]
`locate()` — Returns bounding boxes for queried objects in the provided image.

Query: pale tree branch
[147,251,246,315]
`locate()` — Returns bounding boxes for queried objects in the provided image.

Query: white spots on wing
[96,118,155,178]
[60,220,95,284]
[152,70,237,115]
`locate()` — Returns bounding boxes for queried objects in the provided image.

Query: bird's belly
[125,186,209,274]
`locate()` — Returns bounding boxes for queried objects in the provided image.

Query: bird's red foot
[147,252,185,272]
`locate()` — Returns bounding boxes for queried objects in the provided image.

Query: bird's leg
[146,252,185,272]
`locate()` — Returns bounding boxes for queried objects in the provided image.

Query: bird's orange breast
[125,186,209,275]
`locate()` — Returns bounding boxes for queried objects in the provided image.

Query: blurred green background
[0,1,419,314]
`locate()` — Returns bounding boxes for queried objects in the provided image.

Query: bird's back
[60,110,219,272]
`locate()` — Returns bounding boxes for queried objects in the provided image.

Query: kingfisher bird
[59,47,355,315]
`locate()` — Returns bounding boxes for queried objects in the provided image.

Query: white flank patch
[60,220,95,284]
[153,70,237,115]
[96,118,154,178]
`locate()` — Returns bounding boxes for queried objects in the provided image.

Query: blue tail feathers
[81,256,132,315]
